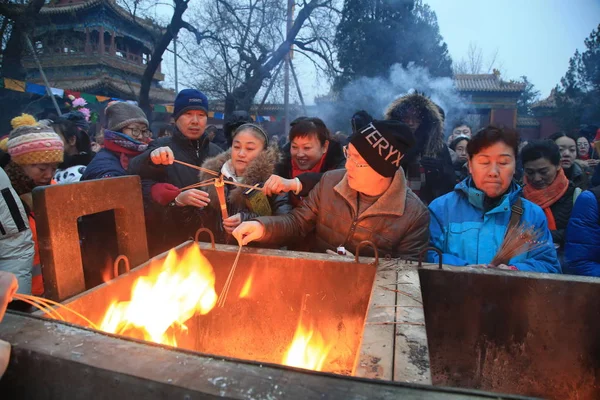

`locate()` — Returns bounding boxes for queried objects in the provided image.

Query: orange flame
[101,257,113,283]
[98,246,218,346]
[283,321,331,371]
[239,271,253,298]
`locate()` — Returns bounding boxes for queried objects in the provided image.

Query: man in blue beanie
[128,89,223,252]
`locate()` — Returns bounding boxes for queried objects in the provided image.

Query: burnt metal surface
[419,266,600,399]
[32,176,149,302]
[0,312,536,399]
[41,242,378,375]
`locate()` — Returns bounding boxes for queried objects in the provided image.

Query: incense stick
[180,178,219,191]
[14,294,99,330]
[217,244,243,307]
[173,160,220,176]
[222,180,266,193]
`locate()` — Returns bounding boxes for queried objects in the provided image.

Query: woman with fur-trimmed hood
[199,124,291,243]
[385,92,455,204]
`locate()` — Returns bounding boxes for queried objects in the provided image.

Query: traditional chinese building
[453,72,525,129]
[531,89,560,139]
[24,0,174,103]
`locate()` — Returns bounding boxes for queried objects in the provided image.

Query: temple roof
[35,75,175,103]
[516,116,540,127]
[453,74,526,93]
[531,89,557,109]
[40,0,161,34]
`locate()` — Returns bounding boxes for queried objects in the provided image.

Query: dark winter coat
[565,162,589,190]
[59,152,94,170]
[199,146,291,243]
[256,168,430,259]
[384,93,455,204]
[564,187,600,276]
[128,128,224,252]
[593,163,600,188]
[276,139,346,197]
[81,149,126,180]
[452,160,469,184]
[548,183,579,250]
[129,128,223,189]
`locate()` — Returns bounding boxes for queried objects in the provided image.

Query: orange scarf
[523,168,569,230]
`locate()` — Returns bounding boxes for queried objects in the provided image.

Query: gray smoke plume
[316,63,475,136]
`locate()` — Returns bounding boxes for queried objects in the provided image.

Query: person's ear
[323,140,330,153]
[68,136,77,146]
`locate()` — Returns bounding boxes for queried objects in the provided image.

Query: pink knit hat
[7,124,64,165]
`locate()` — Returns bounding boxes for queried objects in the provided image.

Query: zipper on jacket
[194,140,200,159]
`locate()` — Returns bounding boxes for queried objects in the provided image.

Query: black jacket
[550,183,578,248]
[276,139,346,197]
[128,128,223,253]
[384,93,455,204]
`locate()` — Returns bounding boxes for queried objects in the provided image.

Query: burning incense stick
[490,222,546,267]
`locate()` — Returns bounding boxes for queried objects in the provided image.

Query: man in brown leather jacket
[233,112,430,259]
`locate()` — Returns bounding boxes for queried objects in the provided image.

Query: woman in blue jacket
[427,126,561,273]
[564,187,600,276]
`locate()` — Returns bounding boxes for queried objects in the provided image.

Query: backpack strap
[506,197,524,236]
[573,187,582,205]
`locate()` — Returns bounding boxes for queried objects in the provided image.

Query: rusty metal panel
[32,176,149,302]
[0,313,535,399]
[43,242,377,375]
[419,266,600,399]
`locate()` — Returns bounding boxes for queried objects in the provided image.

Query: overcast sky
[426,0,600,99]
[163,0,600,104]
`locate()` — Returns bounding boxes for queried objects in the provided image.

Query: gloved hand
[151,183,181,205]
[420,156,444,176]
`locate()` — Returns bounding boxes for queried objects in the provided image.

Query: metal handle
[194,228,216,250]
[418,247,443,270]
[355,240,379,266]
[113,255,131,278]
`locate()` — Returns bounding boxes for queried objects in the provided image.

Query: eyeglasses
[123,127,151,138]
[343,146,369,168]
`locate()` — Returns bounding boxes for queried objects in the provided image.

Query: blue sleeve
[564,191,600,276]
[427,199,469,266]
[511,207,561,274]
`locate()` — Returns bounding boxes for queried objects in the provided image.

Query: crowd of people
[0,88,599,316]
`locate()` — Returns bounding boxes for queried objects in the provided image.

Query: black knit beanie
[349,111,415,177]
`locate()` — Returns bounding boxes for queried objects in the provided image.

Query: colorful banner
[4,79,26,92]
[2,78,281,121]
[25,82,47,96]
[81,93,98,104]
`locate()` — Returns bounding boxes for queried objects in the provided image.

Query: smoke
[315,64,474,136]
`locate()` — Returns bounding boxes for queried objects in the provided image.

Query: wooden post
[110,31,116,55]
[99,26,105,55]
[85,28,91,54]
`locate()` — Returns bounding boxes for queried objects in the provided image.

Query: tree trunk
[0,0,46,79]
[223,0,319,121]
[138,0,189,118]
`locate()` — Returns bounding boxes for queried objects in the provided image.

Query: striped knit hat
[7,124,64,165]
